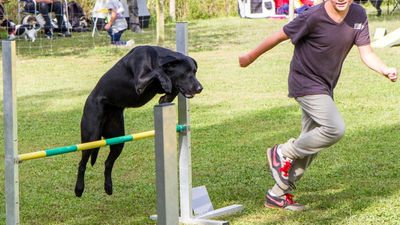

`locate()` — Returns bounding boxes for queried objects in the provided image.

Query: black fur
[75,45,203,197]
[0,19,16,35]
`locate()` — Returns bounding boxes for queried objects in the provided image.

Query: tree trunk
[156,0,165,44]
[225,0,230,16]
[169,0,176,21]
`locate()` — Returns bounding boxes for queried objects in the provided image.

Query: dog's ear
[134,68,172,95]
[160,55,179,67]
[123,46,179,95]
[134,50,178,95]
[159,52,188,69]
[188,56,198,70]
[155,69,172,93]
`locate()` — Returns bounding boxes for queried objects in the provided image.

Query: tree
[156,0,165,44]
[169,0,176,21]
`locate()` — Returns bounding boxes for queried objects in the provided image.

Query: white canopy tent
[237,0,295,20]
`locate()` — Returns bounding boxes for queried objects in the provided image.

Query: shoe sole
[265,203,306,211]
[264,202,306,211]
[266,147,290,190]
[264,202,281,209]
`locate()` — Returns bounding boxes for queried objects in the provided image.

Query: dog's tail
[90,149,100,166]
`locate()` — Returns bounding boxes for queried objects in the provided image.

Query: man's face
[328,0,353,13]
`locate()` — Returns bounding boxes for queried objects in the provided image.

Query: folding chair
[91,0,109,37]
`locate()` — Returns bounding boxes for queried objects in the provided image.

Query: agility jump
[3,23,243,225]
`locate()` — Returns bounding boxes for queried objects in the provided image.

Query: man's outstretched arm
[239,29,289,67]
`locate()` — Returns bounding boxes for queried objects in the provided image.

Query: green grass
[1,12,400,225]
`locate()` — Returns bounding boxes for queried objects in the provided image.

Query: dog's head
[17,16,40,42]
[128,46,203,98]
[159,54,202,98]
[22,15,38,27]
[0,19,16,34]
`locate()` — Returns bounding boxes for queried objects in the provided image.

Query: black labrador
[75,45,203,197]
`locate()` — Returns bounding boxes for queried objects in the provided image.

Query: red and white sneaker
[265,192,306,211]
[267,145,293,190]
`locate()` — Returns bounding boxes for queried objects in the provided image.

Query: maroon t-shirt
[283,3,370,98]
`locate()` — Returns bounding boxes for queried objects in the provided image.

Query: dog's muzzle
[180,82,203,98]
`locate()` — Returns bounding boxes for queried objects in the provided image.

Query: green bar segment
[105,135,134,146]
[45,145,78,157]
[176,125,188,132]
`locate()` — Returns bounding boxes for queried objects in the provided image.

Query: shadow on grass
[189,104,400,224]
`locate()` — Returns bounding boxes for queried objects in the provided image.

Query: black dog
[75,45,203,197]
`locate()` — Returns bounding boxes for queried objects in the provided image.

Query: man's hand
[382,67,397,82]
[238,53,253,67]
[104,23,111,31]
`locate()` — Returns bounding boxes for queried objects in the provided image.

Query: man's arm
[358,44,397,82]
[104,9,117,31]
[239,29,289,67]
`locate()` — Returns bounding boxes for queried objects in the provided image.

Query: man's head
[327,0,353,13]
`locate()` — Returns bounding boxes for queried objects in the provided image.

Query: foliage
[156,0,238,20]
[3,0,400,22]
[2,0,239,22]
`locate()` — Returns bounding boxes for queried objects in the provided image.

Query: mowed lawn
[1,12,400,225]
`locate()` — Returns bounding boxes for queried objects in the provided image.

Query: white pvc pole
[176,22,193,223]
[3,40,20,225]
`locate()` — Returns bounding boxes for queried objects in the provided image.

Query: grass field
[1,10,400,225]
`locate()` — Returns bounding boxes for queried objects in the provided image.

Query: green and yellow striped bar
[18,125,188,162]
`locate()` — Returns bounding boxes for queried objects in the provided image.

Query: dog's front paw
[159,94,168,103]
[159,93,177,103]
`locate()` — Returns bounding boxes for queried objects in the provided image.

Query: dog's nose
[195,84,203,94]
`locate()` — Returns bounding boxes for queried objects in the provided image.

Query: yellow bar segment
[76,140,107,151]
[133,130,155,140]
[18,151,47,162]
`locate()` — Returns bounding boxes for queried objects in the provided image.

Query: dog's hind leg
[75,101,104,197]
[102,107,125,195]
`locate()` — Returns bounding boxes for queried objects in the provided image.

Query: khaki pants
[271,94,345,195]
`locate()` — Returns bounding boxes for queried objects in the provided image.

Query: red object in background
[275,0,289,9]
[275,0,314,8]
[301,0,314,6]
